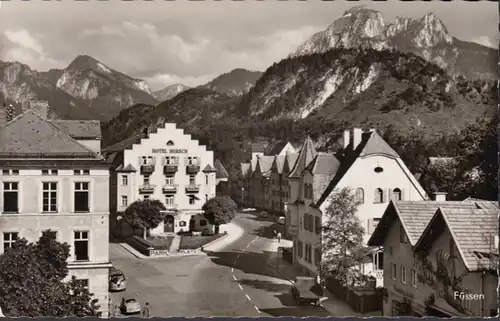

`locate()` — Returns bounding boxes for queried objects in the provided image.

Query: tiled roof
[250,159,258,171]
[116,164,137,172]
[305,153,341,175]
[265,141,291,156]
[202,164,217,173]
[258,155,275,177]
[103,133,145,153]
[0,110,98,158]
[214,159,229,179]
[418,207,498,271]
[288,136,317,179]
[241,163,251,177]
[316,131,399,207]
[51,120,102,139]
[284,153,299,174]
[272,155,286,174]
[251,143,265,153]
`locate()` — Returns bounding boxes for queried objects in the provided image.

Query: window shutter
[388,189,393,201]
[401,188,406,201]
[367,219,373,235]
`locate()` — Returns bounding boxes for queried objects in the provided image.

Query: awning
[427,298,467,318]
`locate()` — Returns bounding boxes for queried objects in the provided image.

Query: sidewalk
[265,239,370,317]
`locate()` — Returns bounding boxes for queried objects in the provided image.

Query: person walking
[277,231,282,243]
[142,302,151,318]
[273,229,277,239]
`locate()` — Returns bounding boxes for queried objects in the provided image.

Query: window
[411,269,417,287]
[355,188,364,203]
[3,182,19,213]
[205,194,208,201]
[3,232,18,251]
[189,197,196,205]
[76,279,89,289]
[392,188,402,201]
[143,175,150,185]
[141,156,153,165]
[42,182,58,213]
[42,230,57,240]
[121,196,128,207]
[297,241,303,258]
[74,169,89,175]
[74,170,81,175]
[314,247,321,266]
[374,188,383,203]
[374,251,384,270]
[391,262,397,280]
[121,175,128,186]
[200,220,207,226]
[42,169,58,175]
[74,182,89,212]
[2,169,19,176]
[400,225,408,243]
[166,140,174,146]
[205,175,209,185]
[373,218,381,231]
[179,221,186,227]
[165,156,178,165]
[73,231,89,261]
[400,265,407,284]
[143,195,150,200]
[83,169,90,175]
[189,175,196,184]
[187,157,199,165]
[165,196,174,205]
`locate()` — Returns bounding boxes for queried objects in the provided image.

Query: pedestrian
[142,302,150,318]
[277,231,282,243]
[114,305,121,316]
[273,229,277,239]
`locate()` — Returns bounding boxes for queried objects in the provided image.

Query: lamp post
[116,215,123,239]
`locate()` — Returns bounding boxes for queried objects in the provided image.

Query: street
[109,212,331,317]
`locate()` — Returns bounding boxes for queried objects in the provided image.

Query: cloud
[145,73,217,91]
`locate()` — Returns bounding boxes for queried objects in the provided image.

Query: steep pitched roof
[214,159,229,179]
[116,164,137,172]
[0,110,98,158]
[202,164,217,173]
[283,153,299,174]
[368,201,485,247]
[271,155,286,174]
[241,163,251,177]
[258,155,275,177]
[305,153,341,175]
[250,159,258,171]
[103,133,146,153]
[288,136,317,179]
[316,131,400,207]
[51,120,102,139]
[415,207,498,271]
[265,141,291,156]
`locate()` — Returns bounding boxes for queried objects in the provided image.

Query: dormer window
[392,188,402,201]
[166,140,174,146]
[374,188,383,203]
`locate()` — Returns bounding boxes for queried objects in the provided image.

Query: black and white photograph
[0,0,498,318]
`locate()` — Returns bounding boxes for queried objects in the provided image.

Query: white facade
[277,142,296,156]
[114,124,217,235]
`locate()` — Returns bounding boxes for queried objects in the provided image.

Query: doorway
[164,215,175,233]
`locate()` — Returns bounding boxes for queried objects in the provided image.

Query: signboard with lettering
[152,149,188,154]
[149,249,170,257]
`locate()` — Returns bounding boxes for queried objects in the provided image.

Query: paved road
[109,212,330,317]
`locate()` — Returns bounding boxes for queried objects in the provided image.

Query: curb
[266,252,294,285]
[199,232,230,250]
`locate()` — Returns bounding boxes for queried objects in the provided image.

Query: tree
[123,199,166,239]
[6,103,15,122]
[320,187,367,287]
[0,231,100,317]
[202,195,237,234]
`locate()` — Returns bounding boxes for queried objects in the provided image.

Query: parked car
[109,267,127,292]
[290,276,323,306]
[277,216,286,225]
[120,298,141,315]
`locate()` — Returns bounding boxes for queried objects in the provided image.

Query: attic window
[374,166,384,173]
[166,140,174,146]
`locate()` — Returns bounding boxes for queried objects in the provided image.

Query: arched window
[374,188,383,203]
[166,140,174,146]
[355,188,365,203]
[392,188,402,201]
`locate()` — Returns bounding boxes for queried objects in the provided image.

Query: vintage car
[290,276,323,306]
[109,267,127,292]
[120,298,141,315]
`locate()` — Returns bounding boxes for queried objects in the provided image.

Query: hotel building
[103,124,228,236]
[0,109,111,317]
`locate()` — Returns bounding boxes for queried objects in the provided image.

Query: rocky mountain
[0,55,158,121]
[290,6,497,81]
[199,68,263,96]
[103,47,496,149]
[153,83,190,102]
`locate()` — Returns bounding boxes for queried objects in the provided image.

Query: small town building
[103,125,227,236]
[368,198,498,317]
[0,108,111,317]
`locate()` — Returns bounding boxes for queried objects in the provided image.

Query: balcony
[139,184,156,194]
[162,184,178,194]
[185,184,200,193]
[164,204,178,211]
[185,165,201,174]
[140,164,155,174]
[163,165,178,175]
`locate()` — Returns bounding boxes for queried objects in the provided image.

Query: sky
[0,0,497,91]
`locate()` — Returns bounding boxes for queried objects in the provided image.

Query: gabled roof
[202,164,217,173]
[265,141,292,156]
[288,136,317,179]
[258,155,274,177]
[271,155,286,174]
[304,153,341,175]
[250,159,258,171]
[283,153,299,175]
[214,159,229,179]
[0,110,98,158]
[368,200,490,248]
[241,163,251,177]
[316,131,401,207]
[103,133,146,153]
[414,207,498,271]
[116,164,137,172]
[51,120,102,139]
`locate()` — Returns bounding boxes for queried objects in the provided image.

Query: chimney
[433,192,447,202]
[342,130,350,149]
[352,128,363,150]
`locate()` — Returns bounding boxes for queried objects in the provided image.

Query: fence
[325,277,383,314]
